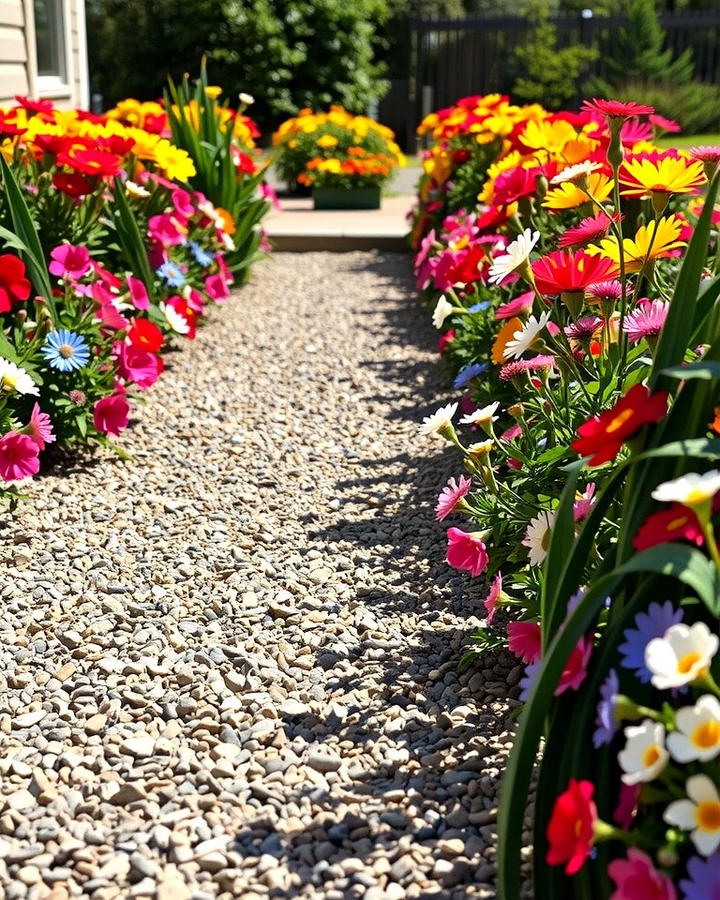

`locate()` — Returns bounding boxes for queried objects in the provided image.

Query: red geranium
[531,249,618,295]
[572,384,669,466]
[57,147,123,178]
[546,779,597,875]
[0,254,32,312]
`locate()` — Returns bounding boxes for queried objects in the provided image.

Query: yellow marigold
[153,140,196,181]
[588,215,686,273]
[543,172,614,211]
[317,134,338,149]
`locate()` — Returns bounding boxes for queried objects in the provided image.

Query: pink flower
[26,404,55,450]
[573,483,596,523]
[92,282,128,330]
[484,572,502,623]
[216,253,234,285]
[507,621,542,663]
[0,431,40,481]
[48,244,92,280]
[446,527,489,577]
[204,273,230,302]
[613,783,641,831]
[147,214,187,246]
[558,212,616,249]
[183,288,206,313]
[585,279,623,303]
[500,423,522,442]
[171,188,195,220]
[438,329,455,354]
[115,343,163,389]
[93,393,129,436]
[495,291,534,320]
[608,849,677,900]
[127,275,149,310]
[435,475,472,521]
[260,181,280,208]
[623,299,669,343]
[556,635,592,695]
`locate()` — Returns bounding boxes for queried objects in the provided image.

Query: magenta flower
[614,783,641,831]
[446,527,489,576]
[114,343,163,390]
[49,244,92,280]
[507,621,542,663]
[608,849,677,900]
[126,275,149,311]
[26,403,55,450]
[147,214,187,246]
[573,483,596,523]
[435,475,472,521]
[556,635,592,695]
[171,188,195,220]
[205,273,230,302]
[93,393,129,437]
[0,431,40,481]
[623,299,669,343]
[565,317,603,342]
[484,572,503,623]
[495,291,534,320]
[585,279,623,303]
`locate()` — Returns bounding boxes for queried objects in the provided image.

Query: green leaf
[661,361,720,382]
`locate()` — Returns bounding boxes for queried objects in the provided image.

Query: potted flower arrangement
[272,106,405,210]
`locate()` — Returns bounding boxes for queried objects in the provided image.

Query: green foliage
[87,0,390,128]
[603,78,720,134]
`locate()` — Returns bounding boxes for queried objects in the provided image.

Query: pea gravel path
[0,252,519,900]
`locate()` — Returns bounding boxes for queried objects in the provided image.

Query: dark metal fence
[382,9,720,149]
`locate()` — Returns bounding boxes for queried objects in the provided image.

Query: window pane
[34,0,65,78]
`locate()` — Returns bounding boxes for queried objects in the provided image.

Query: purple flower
[593,669,619,748]
[680,851,720,900]
[618,601,683,683]
[519,661,541,702]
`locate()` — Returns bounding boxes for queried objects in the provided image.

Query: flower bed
[410,94,720,896]
[0,73,269,501]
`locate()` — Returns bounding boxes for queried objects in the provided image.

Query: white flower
[503,312,552,360]
[0,358,39,396]
[522,509,556,566]
[618,719,669,785]
[551,161,602,184]
[221,232,236,252]
[459,402,500,426]
[645,622,719,691]
[432,295,454,329]
[419,402,458,438]
[664,774,720,857]
[652,470,720,508]
[159,303,190,335]
[125,180,150,199]
[488,228,540,285]
[238,92,255,105]
[667,695,720,763]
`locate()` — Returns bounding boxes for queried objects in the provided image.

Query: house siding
[0,1,31,101]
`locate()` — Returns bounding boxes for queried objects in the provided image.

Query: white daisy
[645,622,719,691]
[459,402,500,426]
[488,228,540,285]
[551,161,602,185]
[522,509,556,566]
[618,719,669,785]
[432,295,454,330]
[125,180,151,199]
[652,471,720,509]
[667,695,720,763]
[159,303,190,335]
[0,358,39,396]
[665,774,720,857]
[503,312,552,360]
[419,402,458,438]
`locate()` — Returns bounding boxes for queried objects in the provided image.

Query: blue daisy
[468,301,490,313]
[156,261,187,288]
[42,329,90,373]
[680,852,720,900]
[188,242,215,267]
[453,362,487,390]
[593,669,619,748]
[618,600,684,683]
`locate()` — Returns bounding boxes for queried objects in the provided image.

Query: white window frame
[25,0,76,100]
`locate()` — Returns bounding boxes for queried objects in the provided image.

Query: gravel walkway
[0,252,518,900]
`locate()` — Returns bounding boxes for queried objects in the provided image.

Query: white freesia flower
[159,303,190,335]
[652,471,720,508]
[664,774,720,856]
[551,161,602,184]
[667,695,720,763]
[645,622,719,691]
[238,92,255,105]
[618,719,669,785]
[432,295,454,329]
[459,402,500,426]
[419,402,458,438]
[0,358,39,396]
[522,509,556,566]
[503,312,552,360]
[488,228,540,285]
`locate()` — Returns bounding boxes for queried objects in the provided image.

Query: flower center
[59,344,75,359]
[692,720,720,749]
[606,408,635,434]
[668,515,690,531]
[1,375,16,391]
[540,527,552,552]
[696,801,720,832]
[685,488,711,506]
[642,745,661,768]
[677,651,702,675]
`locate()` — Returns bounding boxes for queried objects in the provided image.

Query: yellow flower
[205,86,222,100]
[589,215,686,273]
[153,140,197,181]
[543,172,614,211]
[520,118,578,155]
[619,156,706,198]
[317,134,338,149]
[423,148,452,185]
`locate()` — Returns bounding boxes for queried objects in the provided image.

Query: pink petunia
[484,572,503,623]
[608,849,676,900]
[0,431,40,481]
[507,621,542,663]
[48,244,92,280]
[446,527,489,577]
[114,343,163,389]
[93,393,129,437]
[435,475,471,521]
[126,275,150,311]
[26,404,55,450]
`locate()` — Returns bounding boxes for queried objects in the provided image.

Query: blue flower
[593,669,619,748]
[453,362,487,390]
[189,242,215,267]
[42,330,90,373]
[468,301,490,313]
[618,600,683,683]
[680,852,720,900]
[156,261,187,288]
[519,661,541,702]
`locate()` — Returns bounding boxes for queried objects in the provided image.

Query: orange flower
[711,407,720,435]
[492,317,523,364]
[214,207,236,235]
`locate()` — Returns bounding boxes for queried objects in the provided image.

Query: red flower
[452,148,471,165]
[52,173,93,198]
[583,99,655,119]
[438,329,455,354]
[634,499,719,550]
[97,135,136,156]
[32,133,72,156]
[492,165,543,206]
[14,95,54,114]
[0,111,26,136]
[0,254,31,312]
[166,295,198,339]
[507,621,541,663]
[128,318,163,354]
[444,244,488,286]
[57,147,123,178]
[446,527,489,577]
[93,392,129,436]
[557,212,618,249]
[572,384,669,466]
[546,779,597,875]
[532,249,618,295]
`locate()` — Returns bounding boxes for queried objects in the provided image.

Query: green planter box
[313,186,381,210]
